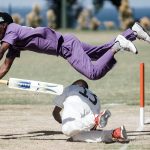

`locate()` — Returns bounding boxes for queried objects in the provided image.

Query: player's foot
[95,109,111,128]
[112,125,129,143]
[115,35,138,54]
[132,22,150,43]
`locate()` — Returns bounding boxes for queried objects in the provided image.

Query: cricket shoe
[115,35,138,54]
[95,109,111,128]
[132,22,150,43]
[112,125,129,143]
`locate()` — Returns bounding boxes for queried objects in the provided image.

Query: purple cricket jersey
[2,23,63,57]
[1,23,137,80]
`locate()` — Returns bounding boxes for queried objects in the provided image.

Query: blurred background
[0,0,150,31]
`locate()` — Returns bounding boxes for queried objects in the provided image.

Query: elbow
[86,75,100,80]
[52,108,62,123]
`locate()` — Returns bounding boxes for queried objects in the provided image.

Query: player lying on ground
[53,79,129,143]
[0,12,150,80]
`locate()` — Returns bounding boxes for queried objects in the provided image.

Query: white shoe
[115,35,138,54]
[132,22,150,43]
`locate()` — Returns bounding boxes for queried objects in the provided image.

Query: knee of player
[85,68,108,80]
[87,76,97,80]
[62,125,72,136]
[62,125,79,137]
[85,73,101,80]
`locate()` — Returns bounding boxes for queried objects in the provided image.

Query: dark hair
[0,12,13,24]
[72,79,88,89]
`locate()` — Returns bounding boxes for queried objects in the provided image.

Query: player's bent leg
[69,127,129,143]
[62,123,75,137]
[62,35,117,80]
[62,121,95,137]
[69,130,114,143]
[132,22,150,43]
[121,28,137,41]
[62,110,83,137]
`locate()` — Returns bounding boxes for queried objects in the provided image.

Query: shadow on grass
[0,130,64,140]
[127,130,150,136]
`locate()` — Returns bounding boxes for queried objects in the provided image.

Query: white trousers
[72,130,113,143]
[61,98,113,143]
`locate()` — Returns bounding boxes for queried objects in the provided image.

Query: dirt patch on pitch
[0,105,150,150]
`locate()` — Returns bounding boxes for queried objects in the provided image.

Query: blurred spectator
[77,8,100,30]
[90,17,101,30]
[47,9,56,29]
[140,17,150,31]
[46,0,79,28]
[12,13,23,25]
[26,4,42,27]
[119,0,134,30]
[77,9,91,30]
[103,21,116,30]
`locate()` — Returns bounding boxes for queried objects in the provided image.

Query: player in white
[53,79,128,143]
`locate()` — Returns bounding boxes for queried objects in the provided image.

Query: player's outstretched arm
[0,57,15,79]
[0,42,10,60]
[52,106,62,124]
[0,42,15,79]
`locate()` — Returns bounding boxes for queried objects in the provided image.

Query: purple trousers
[60,29,136,80]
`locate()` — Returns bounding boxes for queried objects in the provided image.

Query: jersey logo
[79,87,97,105]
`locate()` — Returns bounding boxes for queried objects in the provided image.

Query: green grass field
[0,30,150,105]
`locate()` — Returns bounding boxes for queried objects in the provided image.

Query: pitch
[0,105,149,150]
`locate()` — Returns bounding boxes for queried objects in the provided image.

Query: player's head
[0,12,13,40]
[72,79,88,89]
[0,12,13,25]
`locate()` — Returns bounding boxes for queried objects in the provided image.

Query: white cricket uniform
[54,85,113,143]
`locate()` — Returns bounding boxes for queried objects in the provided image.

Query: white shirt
[54,85,100,115]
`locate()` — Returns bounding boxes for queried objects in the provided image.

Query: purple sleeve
[2,31,18,45]
[2,29,20,58]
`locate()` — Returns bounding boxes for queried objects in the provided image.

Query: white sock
[111,42,121,53]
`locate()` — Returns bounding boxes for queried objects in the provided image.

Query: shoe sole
[121,125,127,139]
[126,40,138,54]
[118,125,130,143]
[136,22,150,43]
[99,109,111,128]
[116,35,138,54]
[112,125,130,143]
